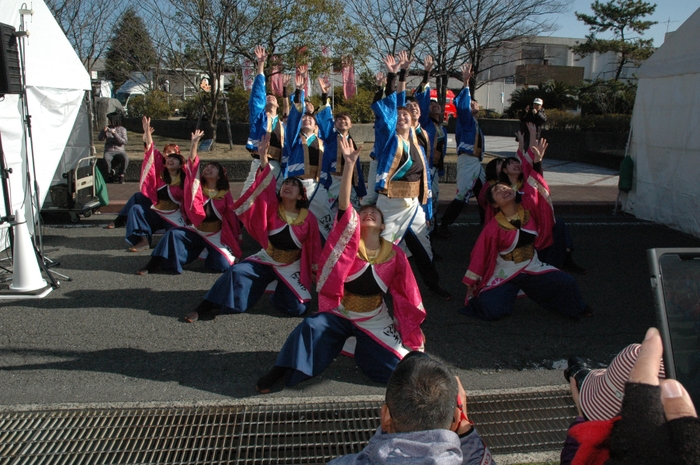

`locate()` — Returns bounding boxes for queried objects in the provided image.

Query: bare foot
[106,223,116,229]
[128,238,149,252]
[183,312,198,323]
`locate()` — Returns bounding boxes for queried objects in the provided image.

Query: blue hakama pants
[204,259,307,316]
[538,220,574,269]
[276,312,402,386]
[461,270,586,321]
[122,193,171,246]
[151,228,230,273]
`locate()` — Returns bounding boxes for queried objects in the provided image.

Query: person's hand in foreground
[606,327,698,465]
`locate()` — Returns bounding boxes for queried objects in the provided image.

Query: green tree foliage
[225,87,251,124]
[330,87,376,124]
[235,0,371,81]
[578,79,637,115]
[105,8,158,88]
[150,0,253,139]
[507,81,578,117]
[573,0,657,81]
[126,90,175,119]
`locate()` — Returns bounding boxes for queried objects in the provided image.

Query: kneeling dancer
[138,130,242,274]
[461,180,592,321]
[185,133,320,322]
[256,138,426,392]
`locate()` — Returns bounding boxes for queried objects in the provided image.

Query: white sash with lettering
[334,301,410,360]
[247,249,311,302]
[189,227,237,265]
[152,186,187,228]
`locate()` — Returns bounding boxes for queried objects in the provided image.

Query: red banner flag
[342,61,356,99]
[270,55,285,96]
[242,59,254,91]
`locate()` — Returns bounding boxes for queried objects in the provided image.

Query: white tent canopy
[0,0,91,245]
[624,7,700,238]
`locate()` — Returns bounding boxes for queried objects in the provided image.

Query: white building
[471,36,643,114]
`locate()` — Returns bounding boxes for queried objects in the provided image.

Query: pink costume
[233,164,320,301]
[139,143,187,227]
[517,147,555,235]
[182,154,243,264]
[317,207,426,355]
[478,180,497,225]
[462,171,556,300]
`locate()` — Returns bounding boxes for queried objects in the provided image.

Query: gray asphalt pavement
[2,209,699,408]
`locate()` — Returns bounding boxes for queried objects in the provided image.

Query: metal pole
[223,97,233,150]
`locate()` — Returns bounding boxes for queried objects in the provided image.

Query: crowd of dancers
[107,47,596,391]
[102,48,700,464]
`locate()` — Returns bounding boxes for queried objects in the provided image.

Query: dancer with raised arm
[284,66,334,239]
[371,54,450,300]
[256,136,426,393]
[185,133,321,322]
[137,130,243,275]
[316,76,366,212]
[460,174,592,321]
[244,45,285,191]
[436,63,485,238]
[108,116,188,252]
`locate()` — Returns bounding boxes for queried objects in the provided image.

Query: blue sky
[542,1,698,46]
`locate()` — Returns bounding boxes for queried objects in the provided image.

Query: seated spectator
[328,352,494,465]
[97,111,128,184]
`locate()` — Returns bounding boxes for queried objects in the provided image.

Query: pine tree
[573,0,657,81]
[105,8,158,88]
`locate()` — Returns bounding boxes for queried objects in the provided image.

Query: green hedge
[126,90,176,119]
[545,109,631,132]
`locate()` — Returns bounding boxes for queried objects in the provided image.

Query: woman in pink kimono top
[460,175,592,321]
[255,137,426,393]
[515,125,586,274]
[184,133,321,323]
[136,130,243,275]
[108,116,188,252]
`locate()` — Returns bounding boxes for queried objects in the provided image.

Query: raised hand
[532,138,548,163]
[255,45,267,74]
[318,76,330,94]
[527,122,537,135]
[339,136,361,164]
[383,55,399,74]
[375,71,386,87]
[295,65,308,89]
[189,129,204,159]
[191,129,204,143]
[397,50,413,70]
[254,45,267,64]
[424,55,434,73]
[282,74,291,88]
[142,116,153,146]
[258,132,271,168]
[515,131,524,145]
[460,63,473,83]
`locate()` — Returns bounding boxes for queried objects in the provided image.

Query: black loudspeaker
[0,23,21,95]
